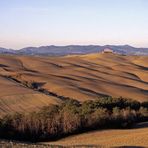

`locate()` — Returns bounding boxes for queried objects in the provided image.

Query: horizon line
[0,44,148,50]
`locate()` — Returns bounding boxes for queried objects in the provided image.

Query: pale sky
[0,0,148,49]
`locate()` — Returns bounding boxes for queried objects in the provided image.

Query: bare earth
[45,122,148,147]
[0,53,148,115]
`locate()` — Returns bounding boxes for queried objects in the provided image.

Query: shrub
[141,102,148,108]
[85,108,109,129]
[80,100,95,115]
[138,107,148,121]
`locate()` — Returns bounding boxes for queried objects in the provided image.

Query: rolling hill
[0,52,147,116]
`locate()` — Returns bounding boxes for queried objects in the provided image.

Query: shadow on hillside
[0,64,8,67]
[133,63,148,71]
[77,86,110,98]
[133,122,148,129]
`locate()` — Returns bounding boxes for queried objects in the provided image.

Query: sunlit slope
[0,56,60,115]
[47,122,148,147]
[0,53,147,115]
[0,75,60,115]
[19,53,148,101]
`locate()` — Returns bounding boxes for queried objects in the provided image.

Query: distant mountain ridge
[0,45,148,56]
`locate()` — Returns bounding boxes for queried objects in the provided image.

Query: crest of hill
[0,53,147,115]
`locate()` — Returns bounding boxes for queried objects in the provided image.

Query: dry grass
[45,122,148,147]
[0,53,148,115]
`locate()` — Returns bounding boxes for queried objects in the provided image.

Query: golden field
[0,53,148,115]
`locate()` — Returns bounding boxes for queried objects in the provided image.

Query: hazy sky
[0,0,148,49]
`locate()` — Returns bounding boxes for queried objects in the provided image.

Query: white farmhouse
[102,48,114,53]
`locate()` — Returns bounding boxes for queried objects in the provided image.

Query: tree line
[0,97,148,142]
